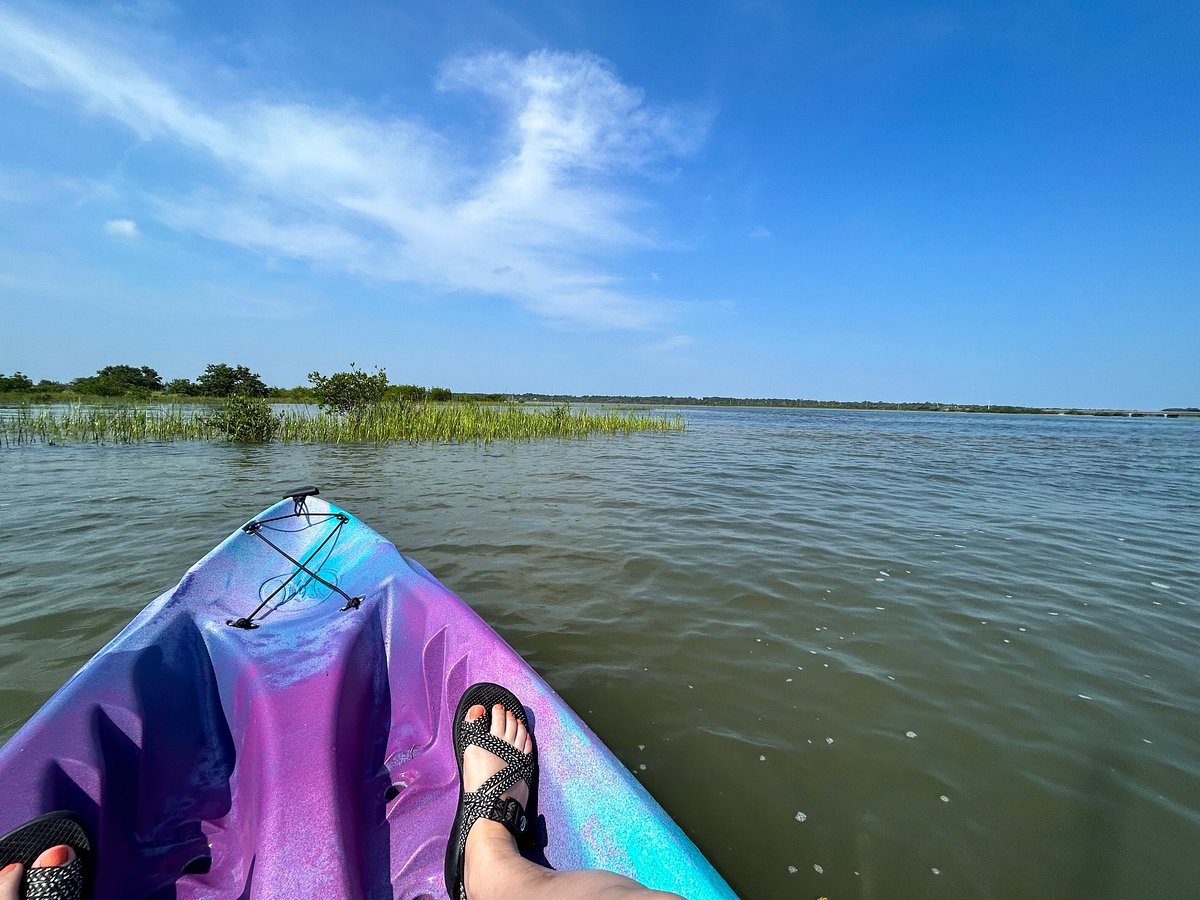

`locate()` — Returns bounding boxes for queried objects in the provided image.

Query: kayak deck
[0,496,735,899]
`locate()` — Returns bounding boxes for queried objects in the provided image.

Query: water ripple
[2,411,1198,896]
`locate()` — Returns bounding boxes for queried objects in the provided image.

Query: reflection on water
[2,409,1198,898]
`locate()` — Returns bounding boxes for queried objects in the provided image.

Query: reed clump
[0,404,211,445]
[0,402,684,445]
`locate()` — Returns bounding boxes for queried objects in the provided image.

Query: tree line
[507,393,1053,413]
[0,364,453,402]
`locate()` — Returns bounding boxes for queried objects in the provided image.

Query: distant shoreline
[501,395,1200,418]
[1,391,1195,418]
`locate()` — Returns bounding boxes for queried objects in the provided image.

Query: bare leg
[461,703,682,900]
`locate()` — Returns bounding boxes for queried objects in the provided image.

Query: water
[2,409,1197,898]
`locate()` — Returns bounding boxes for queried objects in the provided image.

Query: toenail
[467,704,485,721]
[33,846,70,868]
[0,862,18,876]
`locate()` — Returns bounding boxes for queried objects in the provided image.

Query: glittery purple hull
[0,498,735,899]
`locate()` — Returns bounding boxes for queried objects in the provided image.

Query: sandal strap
[24,857,83,900]
[469,730,530,769]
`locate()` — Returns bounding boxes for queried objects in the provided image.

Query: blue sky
[0,0,1195,407]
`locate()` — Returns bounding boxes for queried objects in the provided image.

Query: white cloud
[748,225,771,239]
[103,218,139,237]
[0,7,708,329]
[649,333,695,353]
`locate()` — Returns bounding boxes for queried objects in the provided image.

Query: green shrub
[308,365,389,415]
[205,395,278,442]
[389,384,427,402]
[165,378,200,396]
[196,363,269,398]
[72,364,163,395]
[0,372,34,392]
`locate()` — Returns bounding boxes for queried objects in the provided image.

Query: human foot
[0,844,80,900]
[462,703,533,810]
[445,684,541,900]
[461,702,534,895]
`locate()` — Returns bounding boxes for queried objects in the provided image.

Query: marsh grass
[0,402,684,445]
[1,405,210,445]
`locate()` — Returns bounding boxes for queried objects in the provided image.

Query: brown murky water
[2,409,1198,897]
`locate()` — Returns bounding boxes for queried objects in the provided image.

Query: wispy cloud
[648,333,695,353]
[103,218,139,237]
[748,225,771,239]
[0,6,708,329]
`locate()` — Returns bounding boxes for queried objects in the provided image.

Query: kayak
[0,490,736,899]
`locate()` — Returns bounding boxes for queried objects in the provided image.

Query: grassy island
[0,364,684,445]
[0,401,685,446]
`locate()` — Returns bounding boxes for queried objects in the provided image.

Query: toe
[465,704,486,723]
[0,862,23,899]
[32,845,74,869]
[513,717,528,749]
[490,704,505,738]
[524,733,532,754]
[504,710,518,744]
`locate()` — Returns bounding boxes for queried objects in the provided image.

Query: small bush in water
[207,395,279,442]
[308,365,389,415]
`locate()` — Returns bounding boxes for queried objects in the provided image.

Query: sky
[0,0,1196,407]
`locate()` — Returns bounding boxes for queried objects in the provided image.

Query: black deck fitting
[284,485,320,515]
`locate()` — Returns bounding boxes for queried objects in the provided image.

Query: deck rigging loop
[226,486,364,630]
